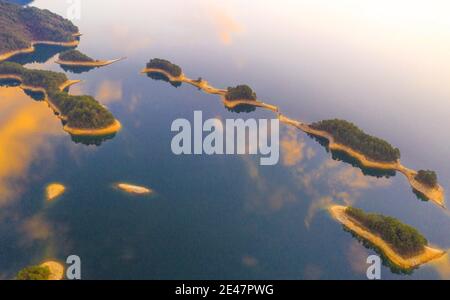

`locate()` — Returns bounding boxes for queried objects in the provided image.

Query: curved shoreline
[141,66,445,208]
[55,57,126,68]
[0,33,81,62]
[141,67,279,112]
[329,205,446,269]
[0,73,121,137]
[278,114,446,208]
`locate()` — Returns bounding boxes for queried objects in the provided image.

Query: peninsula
[0,1,80,62]
[329,205,446,270]
[141,58,278,112]
[0,62,121,136]
[56,50,125,68]
[141,58,445,207]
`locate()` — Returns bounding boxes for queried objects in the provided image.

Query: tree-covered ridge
[0,0,78,54]
[415,170,438,188]
[225,85,257,101]
[59,50,94,62]
[16,265,50,280]
[146,58,182,77]
[0,62,115,129]
[310,119,401,163]
[346,207,428,257]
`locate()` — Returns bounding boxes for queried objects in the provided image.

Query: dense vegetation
[0,1,78,55]
[0,62,115,129]
[225,85,257,101]
[310,119,401,162]
[59,50,94,62]
[146,58,182,77]
[16,265,50,280]
[346,207,428,257]
[415,170,438,188]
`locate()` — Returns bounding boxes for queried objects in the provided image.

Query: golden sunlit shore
[279,114,446,208]
[55,57,126,68]
[116,183,153,195]
[64,119,122,137]
[0,74,122,137]
[0,33,81,63]
[46,183,66,202]
[329,205,446,269]
[141,67,279,112]
[40,261,64,280]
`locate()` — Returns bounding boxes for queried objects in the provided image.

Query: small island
[0,62,121,136]
[415,170,438,188]
[116,183,153,195]
[56,50,125,68]
[16,261,64,280]
[329,205,446,270]
[223,84,278,112]
[46,183,66,201]
[0,1,80,62]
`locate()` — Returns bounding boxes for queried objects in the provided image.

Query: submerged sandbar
[46,183,66,201]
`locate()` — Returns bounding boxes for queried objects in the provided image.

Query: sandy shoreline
[329,205,446,269]
[0,33,81,62]
[55,57,126,67]
[64,119,122,137]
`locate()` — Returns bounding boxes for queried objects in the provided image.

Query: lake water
[1,0,450,279]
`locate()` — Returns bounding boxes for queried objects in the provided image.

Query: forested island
[310,119,401,163]
[330,205,445,269]
[59,50,94,62]
[0,62,120,134]
[146,58,183,77]
[56,50,125,69]
[0,1,79,61]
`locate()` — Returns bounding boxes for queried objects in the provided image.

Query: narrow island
[279,116,446,208]
[16,261,64,280]
[116,183,153,195]
[46,183,66,202]
[141,58,278,112]
[0,1,80,62]
[329,205,446,270]
[56,49,125,68]
[0,62,121,136]
[140,58,445,208]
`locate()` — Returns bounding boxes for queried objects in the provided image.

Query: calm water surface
[1,0,450,279]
